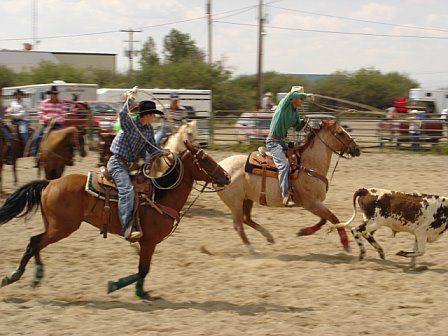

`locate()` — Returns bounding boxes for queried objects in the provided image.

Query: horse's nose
[351,146,361,157]
[223,170,232,185]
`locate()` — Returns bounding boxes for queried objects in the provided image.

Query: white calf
[338,188,448,268]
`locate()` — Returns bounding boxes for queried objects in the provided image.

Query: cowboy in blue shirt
[107,87,166,241]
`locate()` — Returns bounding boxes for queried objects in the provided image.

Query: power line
[215,20,448,40]
[0,3,267,42]
[266,5,448,34]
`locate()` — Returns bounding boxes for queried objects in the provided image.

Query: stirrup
[282,194,294,207]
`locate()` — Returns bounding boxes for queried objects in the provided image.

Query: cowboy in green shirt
[266,88,308,206]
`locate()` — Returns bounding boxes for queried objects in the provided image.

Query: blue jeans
[154,126,167,146]
[107,155,134,234]
[30,123,63,156]
[11,119,29,144]
[266,138,290,198]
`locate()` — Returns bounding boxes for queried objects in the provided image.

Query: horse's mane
[296,125,321,154]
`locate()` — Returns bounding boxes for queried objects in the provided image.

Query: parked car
[86,101,119,136]
[235,112,272,142]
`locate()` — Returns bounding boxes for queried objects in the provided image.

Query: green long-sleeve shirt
[269,91,305,139]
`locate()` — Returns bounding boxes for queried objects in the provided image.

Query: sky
[1,0,448,88]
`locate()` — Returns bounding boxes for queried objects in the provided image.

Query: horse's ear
[184,139,196,152]
[189,120,197,127]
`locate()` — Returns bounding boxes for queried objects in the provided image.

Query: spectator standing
[155,92,188,146]
[261,92,274,112]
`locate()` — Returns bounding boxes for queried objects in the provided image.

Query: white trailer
[2,81,98,110]
[97,88,212,146]
[97,88,212,118]
[408,88,448,115]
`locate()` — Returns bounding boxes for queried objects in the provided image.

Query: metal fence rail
[17,109,448,153]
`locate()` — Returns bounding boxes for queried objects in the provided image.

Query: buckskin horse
[38,126,87,180]
[217,119,361,253]
[0,140,230,300]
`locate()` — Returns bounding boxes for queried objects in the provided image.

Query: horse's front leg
[301,201,350,252]
[107,241,156,301]
[135,242,156,300]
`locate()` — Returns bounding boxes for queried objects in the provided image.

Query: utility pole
[206,0,212,65]
[121,28,142,73]
[256,0,264,110]
[32,0,38,49]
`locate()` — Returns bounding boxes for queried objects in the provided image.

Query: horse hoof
[138,292,153,302]
[396,250,407,257]
[343,245,351,253]
[267,237,275,244]
[107,281,118,294]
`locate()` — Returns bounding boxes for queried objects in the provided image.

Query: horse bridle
[192,148,230,186]
[310,124,355,159]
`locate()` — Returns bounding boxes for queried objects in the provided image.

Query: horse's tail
[0,180,49,225]
[336,188,369,228]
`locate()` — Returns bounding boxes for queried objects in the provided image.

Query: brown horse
[10,124,34,185]
[38,126,87,180]
[0,141,230,300]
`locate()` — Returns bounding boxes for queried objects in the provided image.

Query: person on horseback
[30,85,74,167]
[266,87,309,207]
[107,87,166,241]
[7,89,30,146]
[154,92,188,146]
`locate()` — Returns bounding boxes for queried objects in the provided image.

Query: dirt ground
[0,149,447,336]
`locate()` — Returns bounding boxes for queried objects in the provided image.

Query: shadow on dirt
[38,298,312,316]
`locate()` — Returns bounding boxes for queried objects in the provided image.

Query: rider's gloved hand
[123,86,139,101]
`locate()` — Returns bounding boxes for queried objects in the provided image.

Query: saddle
[86,166,180,240]
[244,146,300,206]
[244,146,329,206]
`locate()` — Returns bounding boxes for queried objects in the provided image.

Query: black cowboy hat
[13,89,25,95]
[46,85,59,94]
[134,100,164,115]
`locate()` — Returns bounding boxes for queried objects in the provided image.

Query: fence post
[209,108,215,147]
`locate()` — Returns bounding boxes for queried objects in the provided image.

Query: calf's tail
[337,188,369,228]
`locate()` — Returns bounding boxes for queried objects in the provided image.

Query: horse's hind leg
[1,233,44,287]
[301,201,350,252]
[243,199,274,244]
[297,218,327,237]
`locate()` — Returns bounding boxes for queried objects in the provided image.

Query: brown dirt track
[0,149,447,336]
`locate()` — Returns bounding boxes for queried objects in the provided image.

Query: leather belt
[267,134,283,141]
[113,154,135,167]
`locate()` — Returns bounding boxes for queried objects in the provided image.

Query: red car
[86,101,119,136]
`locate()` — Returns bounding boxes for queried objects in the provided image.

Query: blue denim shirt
[110,101,161,162]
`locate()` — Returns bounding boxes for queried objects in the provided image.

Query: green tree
[163,29,204,63]
[313,68,418,109]
[18,62,87,85]
[139,36,159,68]
[0,65,17,89]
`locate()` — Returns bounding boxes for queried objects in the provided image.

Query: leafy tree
[18,62,87,85]
[0,65,17,89]
[163,29,204,63]
[139,36,159,68]
[313,68,418,109]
